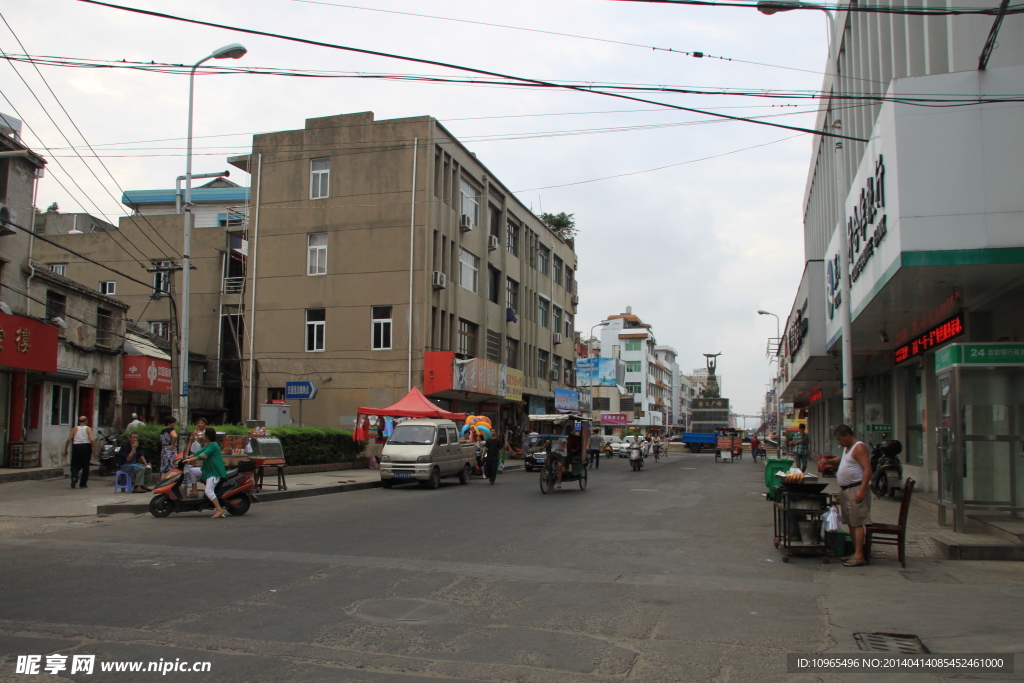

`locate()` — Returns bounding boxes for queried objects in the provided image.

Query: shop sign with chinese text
[894,312,964,364]
[123,355,172,393]
[0,311,58,373]
[934,343,1024,372]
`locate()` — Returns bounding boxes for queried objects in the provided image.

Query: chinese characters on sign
[848,155,887,284]
[894,312,964,364]
[15,327,31,353]
[694,399,728,409]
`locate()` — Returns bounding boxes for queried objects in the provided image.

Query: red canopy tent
[356,387,466,421]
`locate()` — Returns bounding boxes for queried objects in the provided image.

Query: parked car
[524,448,547,472]
[378,419,475,489]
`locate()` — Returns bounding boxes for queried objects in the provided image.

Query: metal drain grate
[854,632,930,654]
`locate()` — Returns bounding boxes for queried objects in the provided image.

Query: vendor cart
[772,480,831,563]
[714,428,742,462]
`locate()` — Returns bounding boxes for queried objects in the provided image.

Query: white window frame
[50,384,72,426]
[305,308,325,352]
[99,281,116,295]
[459,179,480,228]
[49,264,66,276]
[538,296,550,328]
[307,232,327,275]
[150,321,169,339]
[371,306,393,351]
[459,248,479,293]
[153,260,171,294]
[553,255,563,285]
[310,158,330,199]
[537,245,549,276]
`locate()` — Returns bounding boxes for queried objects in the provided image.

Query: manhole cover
[854,632,929,653]
[357,598,449,622]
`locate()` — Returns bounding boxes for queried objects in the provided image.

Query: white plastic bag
[824,506,842,533]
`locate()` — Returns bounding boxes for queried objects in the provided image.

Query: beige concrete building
[233,111,580,429]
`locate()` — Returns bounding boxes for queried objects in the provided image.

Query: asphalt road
[2,452,1022,682]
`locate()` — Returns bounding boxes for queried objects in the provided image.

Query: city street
[2,454,1022,682]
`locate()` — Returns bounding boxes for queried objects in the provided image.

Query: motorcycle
[95,430,120,476]
[149,454,259,517]
[628,444,644,471]
[869,439,904,498]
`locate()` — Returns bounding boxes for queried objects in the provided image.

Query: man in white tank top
[819,424,873,566]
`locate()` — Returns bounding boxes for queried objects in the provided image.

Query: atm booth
[933,343,1024,531]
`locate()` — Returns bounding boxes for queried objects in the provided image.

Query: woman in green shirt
[189,427,228,518]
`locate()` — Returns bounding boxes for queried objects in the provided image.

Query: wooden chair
[864,478,915,568]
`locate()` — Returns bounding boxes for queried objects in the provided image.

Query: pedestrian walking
[483,433,502,484]
[791,423,809,472]
[125,412,146,432]
[749,435,761,462]
[587,428,602,469]
[65,416,96,489]
[818,425,873,567]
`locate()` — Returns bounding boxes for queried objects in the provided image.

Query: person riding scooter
[188,427,228,518]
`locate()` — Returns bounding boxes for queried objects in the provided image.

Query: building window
[564,358,574,386]
[310,158,330,199]
[564,312,574,339]
[460,179,480,228]
[99,281,116,295]
[150,321,169,340]
[48,264,66,276]
[506,220,519,256]
[96,307,114,347]
[506,277,519,312]
[625,382,642,394]
[457,319,478,357]
[537,349,549,379]
[552,306,563,338]
[45,290,66,321]
[487,265,501,304]
[565,266,574,293]
[537,245,549,275]
[626,361,642,373]
[459,248,479,293]
[486,329,501,362]
[371,306,392,350]
[489,204,502,238]
[307,232,327,275]
[553,355,563,382]
[267,387,285,402]
[625,339,642,351]
[305,308,325,352]
[553,255,563,285]
[153,260,171,294]
[50,385,72,426]
[506,337,519,369]
[593,396,611,410]
[537,298,549,328]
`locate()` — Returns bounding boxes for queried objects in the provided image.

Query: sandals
[211,511,227,519]
[843,559,867,567]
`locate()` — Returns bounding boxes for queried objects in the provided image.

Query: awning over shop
[357,387,467,420]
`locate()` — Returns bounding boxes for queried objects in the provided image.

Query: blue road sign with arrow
[285,381,318,400]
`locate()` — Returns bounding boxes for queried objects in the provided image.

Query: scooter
[95,431,120,476]
[149,454,259,517]
[869,439,904,498]
[628,444,644,471]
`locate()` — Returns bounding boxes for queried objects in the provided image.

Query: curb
[0,468,65,484]
[96,480,382,515]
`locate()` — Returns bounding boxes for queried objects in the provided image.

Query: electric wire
[72,0,870,142]
[608,0,1024,16]
[0,15,183,260]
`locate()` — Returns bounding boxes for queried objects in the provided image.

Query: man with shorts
[549,427,569,489]
[819,425,873,567]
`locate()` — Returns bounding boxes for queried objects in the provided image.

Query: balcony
[222,277,245,294]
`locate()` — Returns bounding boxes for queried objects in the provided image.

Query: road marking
[630,489,660,492]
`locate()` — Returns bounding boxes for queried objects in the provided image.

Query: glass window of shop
[902,363,925,466]
[854,373,893,446]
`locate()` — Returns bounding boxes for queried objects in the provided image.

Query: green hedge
[120,424,363,467]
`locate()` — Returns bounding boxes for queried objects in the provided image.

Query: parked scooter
[869,439,904,498]
[149,454,259,517]
[95,430,120,476]
[628,443,644,471]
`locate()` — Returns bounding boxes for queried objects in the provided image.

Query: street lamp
[756,1,835,49]
[179,43,247,426]
[758,310,783,453]
[588,321,610,426]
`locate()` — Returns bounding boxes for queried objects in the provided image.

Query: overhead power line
[73,0,869,143]
[608,0,1024,16]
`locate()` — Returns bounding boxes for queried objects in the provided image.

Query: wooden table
[250,457,287,491]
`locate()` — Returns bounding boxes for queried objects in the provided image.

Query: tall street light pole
[180,43,247,426]
[758,310,782,453]
[588,321,610,427]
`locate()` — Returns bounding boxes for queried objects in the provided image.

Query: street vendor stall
[354,387,467,441]
[771,469,831,563]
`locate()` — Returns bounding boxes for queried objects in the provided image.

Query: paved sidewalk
[0,468,383,519]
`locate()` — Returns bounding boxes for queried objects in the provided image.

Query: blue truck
[679,432,719,453]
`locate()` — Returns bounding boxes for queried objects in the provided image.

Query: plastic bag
[824,506,842,532]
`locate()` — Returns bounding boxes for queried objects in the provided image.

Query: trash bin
[765,458,794,499]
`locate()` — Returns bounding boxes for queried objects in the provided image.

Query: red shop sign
[123,355,172,393]
[0,311,58,373]
[600,413,628,425]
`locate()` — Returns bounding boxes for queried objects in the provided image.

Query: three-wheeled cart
[772,480,831,563]
[528,413,590,494]
[714,429,743,462]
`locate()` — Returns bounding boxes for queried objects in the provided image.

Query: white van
[378,419,476,489]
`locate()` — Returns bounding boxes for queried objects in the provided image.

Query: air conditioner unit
[571,294,579,306]
[0,203,16,233]
[487,234,499,251]
[460,215,473,231]
[432,271,447,289]
[550,369,560,381]
[553,333,562,345]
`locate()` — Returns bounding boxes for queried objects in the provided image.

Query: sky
[1,0,836,425]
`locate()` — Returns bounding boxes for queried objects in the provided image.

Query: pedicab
[527,413,591,494]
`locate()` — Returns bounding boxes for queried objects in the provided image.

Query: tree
[539,212,577,242]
